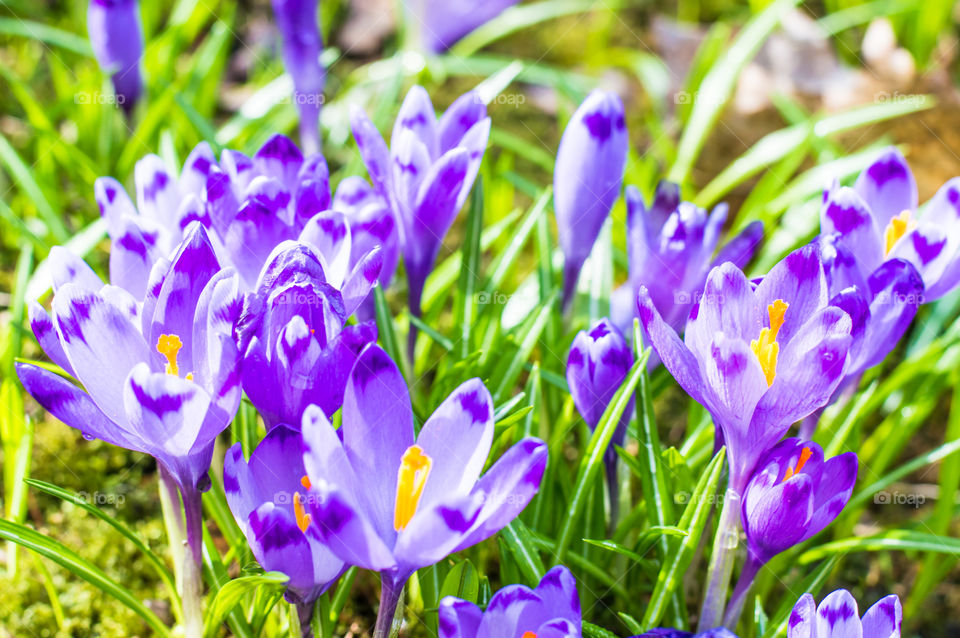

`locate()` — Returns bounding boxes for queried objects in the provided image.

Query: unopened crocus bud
[272,0,325,155]
[87,0,144,112]
[554,90,628,308]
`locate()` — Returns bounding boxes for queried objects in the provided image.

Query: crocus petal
[394,492,483,575]
[742,473,814,562]
[437,597,483,638]
[437,91,487,154]
[135,154,180,232]
[180,141,218,198]
[536,619,580,638]
[820,184,884,277]
[854,147,917,229]
[340,246,383,317]
[271,0,324,155]
[123,363,210,458]
[87,0,143,109]
[48,247,103,293]
[410,0,520,52]
[685,262,758,359]
[109,218,161,299]
[453,117,490,211]
[247,502,316,592]
[525,565,581,629]
[787,593,817,638]
[191,268,243,418]
[408,148,470,280]
[95,176,137,238]
[350,105,393,201]
[754,244,830,346]
[815,589,861,638]
[857,258,923,371]
[860,595,901,638]
[391,85,438,159]
[299,211,352,287]
[307,480,397,571]
[255,133,305,194]
[712,220,764,270]
[28,301,74,376]
[295,154,333,222]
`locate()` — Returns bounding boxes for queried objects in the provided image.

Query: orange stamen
[750,300,788,386]
[883,210,914,255]
[156,334,183,376]
[522,633,538,638]
[294,492,312,533]
[783,447,813,482]
[394,445,432,531]
[301,475,312,490]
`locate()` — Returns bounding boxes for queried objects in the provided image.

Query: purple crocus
[299,345,548,635]
[402,0,520,53]
[632,629,738,638]
[87,0,143,111]
[237,242,378,428]
[788,590,901,638]
[637,244,853,493]
[566,318,633,514]
[271,0,325,155]
[611,181,763,337]
[224,425,344,625]
[437,565,581,638]
[554,90,628,308]
[350,86,490,342]
[723,439,857,626]
[17,224,243,559]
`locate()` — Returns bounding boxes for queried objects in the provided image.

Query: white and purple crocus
[638,244,853,494]
[271,0,325,155]
[351,86,490,348]
[788,589,902,638]
[87,0,143,111]
[438,565,582,638]
[17,224,243,560]
[553,90,628,308]
[236,241,378,428]
[298,345,548,636]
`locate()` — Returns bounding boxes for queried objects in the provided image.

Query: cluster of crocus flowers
[553,90,628,308]
[271,0,325,155]
[299,345,548,634]
[87,0,143,112]
[438,566,582,638]
[788,589,902,638]
[350,86,490,343]
[566,318,633,514]
[611,181,763,341]
[402,0,520,53]
[236,242,378,428]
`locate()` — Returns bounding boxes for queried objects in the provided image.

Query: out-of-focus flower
[300,345,547,626]
[438,566,581,638]
[611,181,763,336]
[788,590,901,638]
[566,318,633,506]
[350,87,490,326]
[271,0,325,155]
[87,0,143,111]
[402,0,519,53]
[237,242,378,429]
[554,90,628,308]
[18,224,243,555]
[638,245,853,493]
[224,425,344,607]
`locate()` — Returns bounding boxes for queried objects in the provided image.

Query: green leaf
[492,291,557,401]
[800,531,960,562]
[203,572,290,638]
[499,519,546,586]
[0,519,172,637]
[762,557,838,638]
[455,180,485,359]
[439,560,480,604]
[451,0,597,57]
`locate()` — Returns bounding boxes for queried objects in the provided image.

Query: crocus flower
[17,224,243,558]
[237,242,378,428]
[638,244,853,493]
[611,181,763,337]
[633,629,738,638]
[224,424,344,617]
[402,0,520,53]
[788,589,901,638]
[350,86,490,332]
[300,345,548,634]
[566,318,633,513]
[554,90,628,308]
[437,565,581,638]
[723,439,857,627]
[821,147,960,300]
[87,0,143,111]
[271,0,325,155]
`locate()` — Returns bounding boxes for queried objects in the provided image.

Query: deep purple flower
[632,629,738,638]
[271,0,325,155]
[566,318,633,504]
[553,90,628,307]
[300,345,547,605]
[402,0,520,53]
[237,242,378,429]
[350,86,490,326]
[224,425,344,606]
[788,590,901,638]
[821,147,960,301]
[96,135,382,302]
[437,565,581,638]
[638,245,853,493]
[612,181,763,336]
[87,0,143,111]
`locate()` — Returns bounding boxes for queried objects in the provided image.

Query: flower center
[750,299,788,386]
[156,334,193,381]
[522,633,537,638]
[883,210,915,255]
[394,445,432,531]
[294,491,312,533]
[782,447,812,483]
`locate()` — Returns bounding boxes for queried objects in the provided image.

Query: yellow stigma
[394,445,432,532]
[883,210,914,255]
[751,299,788,386]
[782,447,813,483]
[294,491,312,533]
[157,334,183,376]
[522,633,538,638]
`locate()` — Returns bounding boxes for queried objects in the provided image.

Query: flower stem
[158,467,204,638]
[723,556,761,630]
[296,600,317,638]
[373,574,405,638]
[698,487,742,632]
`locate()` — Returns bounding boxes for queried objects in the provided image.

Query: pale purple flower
[87,0,143,111]
[788,590,901,638]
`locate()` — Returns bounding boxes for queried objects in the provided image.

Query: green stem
[373,574,405,638]
[698,488,741,632]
